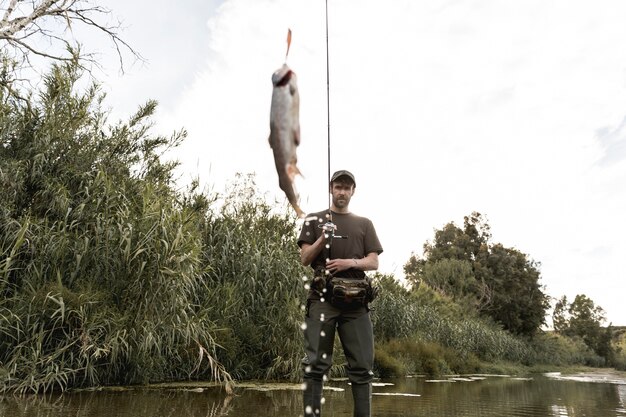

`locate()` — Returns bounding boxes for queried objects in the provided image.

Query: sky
[55,0,626,325]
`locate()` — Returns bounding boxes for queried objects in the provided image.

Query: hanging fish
[268,29,305,218]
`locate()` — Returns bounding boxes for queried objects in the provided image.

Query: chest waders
[303,300,374,417]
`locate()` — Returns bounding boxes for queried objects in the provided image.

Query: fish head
[272,64,294,87]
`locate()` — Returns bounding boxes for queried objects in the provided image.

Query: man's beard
[333,196,350,208]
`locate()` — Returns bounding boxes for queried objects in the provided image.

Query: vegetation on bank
[371,274,625,378]
[1,60,624,395]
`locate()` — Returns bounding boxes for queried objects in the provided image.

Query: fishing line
[325,0,331,213]
[321,0,343,265]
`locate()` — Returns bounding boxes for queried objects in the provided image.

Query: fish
[268,62,305,218]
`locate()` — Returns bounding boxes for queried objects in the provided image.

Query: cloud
[595,116,626,167]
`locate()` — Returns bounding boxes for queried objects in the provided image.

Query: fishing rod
[320,0,348,271]
[325,0,331,213]
[323,0,334,244]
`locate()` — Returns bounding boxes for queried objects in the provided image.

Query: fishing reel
[319,221,348,241]
[312,220,348,286]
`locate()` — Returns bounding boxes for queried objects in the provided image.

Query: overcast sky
[80,0,626,325]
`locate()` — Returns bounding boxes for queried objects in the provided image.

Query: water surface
[1,374,625,417]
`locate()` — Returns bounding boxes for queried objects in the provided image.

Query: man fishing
[298,170,383,417]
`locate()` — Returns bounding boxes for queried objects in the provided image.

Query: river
[1,373,625,416]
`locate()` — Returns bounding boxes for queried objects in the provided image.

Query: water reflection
[397,376,626,417]
[618,385,626,414]
[1,375,625,417]
[0,389,234,417]
[551,404,568,416]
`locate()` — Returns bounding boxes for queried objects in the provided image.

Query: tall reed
[199,174,309,380]
[372,274,534,365]
[0,61,232,393]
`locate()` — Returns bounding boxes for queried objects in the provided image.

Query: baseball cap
[330,170,356,186]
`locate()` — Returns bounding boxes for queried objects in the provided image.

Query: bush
[373,346,406,378]
[530,332,602,367]
[375,338,481,378]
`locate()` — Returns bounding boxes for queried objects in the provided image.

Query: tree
[552,295,568,332]
[568,294,606,350]
[552,294,615,365]
[1,0,139,72]
[405,212,549,337]
[568,294,605,333]
[421,258,474,299]
[421,212,490,263]
[480,243,548,336]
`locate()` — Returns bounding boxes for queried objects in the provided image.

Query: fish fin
[293,128,300,146]
[286,163,297,182]
[286,162,303,180]
[268,128,278,148]
[286,178,305,218]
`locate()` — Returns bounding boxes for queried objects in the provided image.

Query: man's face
[330,180,355,209]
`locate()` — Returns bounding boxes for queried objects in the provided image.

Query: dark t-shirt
[297,210,383,278]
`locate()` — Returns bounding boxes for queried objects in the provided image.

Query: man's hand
[321,221,337,237]
[325,258,355,274]
[325,253,379,273]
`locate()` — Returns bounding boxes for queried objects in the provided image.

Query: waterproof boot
[303,378,323,416]
[352,382,372,417]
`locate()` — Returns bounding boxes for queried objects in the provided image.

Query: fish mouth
[273,70,293,87]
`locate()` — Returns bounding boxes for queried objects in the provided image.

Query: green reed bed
[372,274,534,377]
[0,62,232,393]
[198,174,309,381]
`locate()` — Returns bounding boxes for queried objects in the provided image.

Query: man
[298,170,383,417]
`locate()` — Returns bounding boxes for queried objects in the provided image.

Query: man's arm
[300,234,325,266]
[325,252,379,275]
[355,252,379,271]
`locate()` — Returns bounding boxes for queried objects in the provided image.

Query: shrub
[373,346,406,378]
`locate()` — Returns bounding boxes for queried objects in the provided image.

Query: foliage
[374,338,481,378]
[404,212,550,337]
[373,345,406,378]
[552,294,617,367]
[370,273,416,341]
[612,327,626,371]
[371,274,534,365]
[552,295,569,333]
[0,60,230,393]
[198,174,308,381]
[529,332,605,367]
